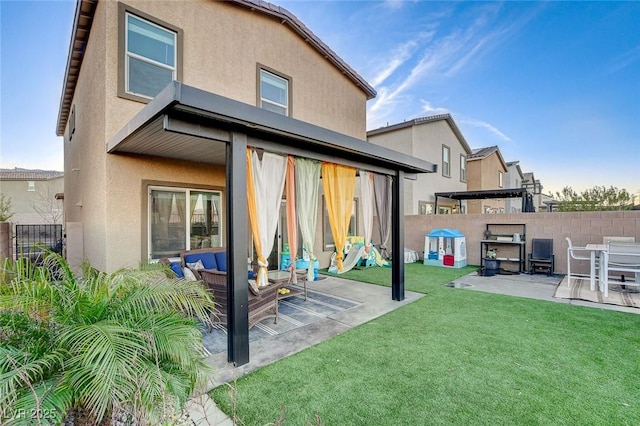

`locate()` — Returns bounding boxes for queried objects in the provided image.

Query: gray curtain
[373,173,392,259]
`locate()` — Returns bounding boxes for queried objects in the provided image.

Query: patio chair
[528,238,554,276]
[565,237,593,287]
[601,242,640,298]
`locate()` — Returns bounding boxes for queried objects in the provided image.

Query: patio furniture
[528,238,554,275]
[565,237,597,288]
[601,242,640,298]
[199,269,280,330]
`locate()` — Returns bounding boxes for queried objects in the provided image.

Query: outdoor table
[585,244,607,292]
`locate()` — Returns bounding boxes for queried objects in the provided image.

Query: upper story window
[459,154,466,182]
[259,67,290,116]
[28,181,35,192]
[118,4,182,102]
[498,171,504,188]
[442,145,450,177]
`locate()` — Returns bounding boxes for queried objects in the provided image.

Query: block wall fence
[402,211,640,275]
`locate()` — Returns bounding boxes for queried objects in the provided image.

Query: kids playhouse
[424,228,467,268]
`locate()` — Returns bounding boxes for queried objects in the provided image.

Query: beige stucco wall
[61,0,371,271]
[404,210,640,275]
[368,121,468,215]
[466,152,507,214]
[0,178,63,225]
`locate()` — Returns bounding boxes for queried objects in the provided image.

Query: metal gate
[15,224,63,259]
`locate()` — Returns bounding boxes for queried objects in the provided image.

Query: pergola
[435,188,533,213]
[108,82,437,365]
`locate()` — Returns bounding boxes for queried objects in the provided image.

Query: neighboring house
[466,146,508,214]
[504,161,524,213]
[367,114,472,215]
[0,168,64,225]
[522,172,547,212]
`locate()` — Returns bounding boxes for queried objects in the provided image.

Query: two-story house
[56,0,435,364]
[504,161,524,213]
[466,146,509,214]
[0,168,64,225]
[367,114,472,215]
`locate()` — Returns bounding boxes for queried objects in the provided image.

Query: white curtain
[295,158,321,281]
[360,170,374,257]
[251,150,287,286]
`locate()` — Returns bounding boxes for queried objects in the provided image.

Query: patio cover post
[391,170,405,301]
[226,132,250,365]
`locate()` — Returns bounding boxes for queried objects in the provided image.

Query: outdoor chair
[601,242,640,298]
[565,237,594,287]
[528,238,554,275]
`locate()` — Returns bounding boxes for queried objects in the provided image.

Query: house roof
[506,160,524,179]
[366,114,472,155]
[107,82,436,176]
[56,0,377,136]
[467,145,508,170]
[0,168,64,181]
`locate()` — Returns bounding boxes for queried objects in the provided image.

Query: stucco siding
[62,1,109,269]
[65,0,371,271]
[102,0,367,142]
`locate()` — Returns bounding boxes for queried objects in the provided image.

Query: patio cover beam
[227,132,250,365]
[392,171,405,301]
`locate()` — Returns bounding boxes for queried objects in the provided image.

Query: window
[119,4,182,102]
[460,154,466,182]
[438,206,451,214]
[148,187,222,259]
[323,197,358,250]
[442,145,450,177]
[68,104,75,141]
[498,171,503,188]
[259,68,290,116]
[418,201,433,215]
[27,181,35,192]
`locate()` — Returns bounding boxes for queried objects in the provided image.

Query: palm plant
[0,252,216,425]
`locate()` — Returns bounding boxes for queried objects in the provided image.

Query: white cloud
[460,118,511,142]
[419,100,450,116]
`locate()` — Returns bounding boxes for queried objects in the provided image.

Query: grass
[211,263,640,425]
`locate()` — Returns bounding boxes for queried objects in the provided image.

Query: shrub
[0,252,216,425]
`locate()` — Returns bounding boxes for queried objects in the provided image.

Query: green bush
[0,253,216,425]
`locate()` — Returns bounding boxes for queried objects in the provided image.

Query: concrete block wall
[0,222,12,261]
[404,211,640,275]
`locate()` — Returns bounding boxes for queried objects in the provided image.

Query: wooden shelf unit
[480,223,526,272]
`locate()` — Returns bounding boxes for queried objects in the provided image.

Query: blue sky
[1,1,638,196]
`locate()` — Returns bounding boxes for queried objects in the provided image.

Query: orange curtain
[246,148,264,285]
[286,156,297,268]
[321,163,356,272]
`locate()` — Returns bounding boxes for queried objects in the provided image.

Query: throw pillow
[248,279,260,296]
[186,259,205,271]
[183,267,197,281]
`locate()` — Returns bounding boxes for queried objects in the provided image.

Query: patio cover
[435,188,530,213]
[108,82,436,365]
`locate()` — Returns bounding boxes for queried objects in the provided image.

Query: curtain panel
[321,163,356,272]
[247,149,287,286]
[295,158,321,281]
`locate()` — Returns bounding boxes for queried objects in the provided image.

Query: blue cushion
[170,262,184,279]
[214,251,227,272]
[184,252,217,270]
[248,270,256,279]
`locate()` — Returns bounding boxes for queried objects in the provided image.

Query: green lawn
[211,263,640,425]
